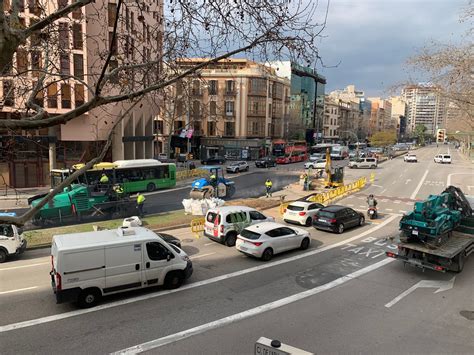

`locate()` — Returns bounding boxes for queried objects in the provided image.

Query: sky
[315,0,471,97]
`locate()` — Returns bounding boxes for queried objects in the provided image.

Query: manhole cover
[460,311,474,320]
[182,238,194,243]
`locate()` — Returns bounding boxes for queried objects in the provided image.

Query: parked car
[226,161,250,173]
[283,201,324,226]
[309,153,324,162]
[204,206,274,246]
[349,157,377,169]
[434,154,452,164]
[0,222,27,263]
[313,205,365,234]
[236,222,311,261]
[201,156,226,165]
[255,156,277,168]
[50,227,192,307]
[304,159,326,170]
[404,154,417,163]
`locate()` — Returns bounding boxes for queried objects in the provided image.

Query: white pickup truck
[0,223,27,263]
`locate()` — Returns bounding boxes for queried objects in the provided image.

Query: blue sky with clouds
[315,0,470,96]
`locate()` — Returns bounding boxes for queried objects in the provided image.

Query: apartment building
[157,59,291,160]
[323,97,363,143]
[0,0,163,187]
[402,84,447,135]
[368,97,393,133]
[323,97,340,141]
[390,96,407,137]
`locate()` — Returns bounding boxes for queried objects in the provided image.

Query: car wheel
[245,166,249,171]
[300,237,310,250]
[0,249,7,263]
[359,216,365,226]
[337,223,344,234]
[305,217,312,227]
[164,271,184,289]
[78,288,101,308]
[371,165,376,169]
[261,248,273,261]
[225,232,237,247]
[147,183,156,192]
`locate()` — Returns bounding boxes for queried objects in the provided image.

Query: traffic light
[436,129,446,143]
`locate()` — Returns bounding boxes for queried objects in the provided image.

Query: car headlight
[182,255,190,262]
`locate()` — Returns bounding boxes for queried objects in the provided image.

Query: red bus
[276,141,308,164]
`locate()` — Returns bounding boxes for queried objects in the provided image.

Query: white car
[236,222,311,261]
[434,154,451,164]
[226,161,249,173]
[309,153,324,162]
[304,159,326,170]
[283,201,324,226]
[404,154,417,163]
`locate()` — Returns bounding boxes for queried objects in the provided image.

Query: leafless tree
[0,0,328,225]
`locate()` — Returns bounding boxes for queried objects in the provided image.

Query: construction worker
[209,172,218,197]
[99,171,109,184]
[113,184,124,199]
[136,192,146,217]
[303,173,309,191]
[265,179,273,197]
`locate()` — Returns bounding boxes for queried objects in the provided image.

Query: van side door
[105,244,142,293]
[143,242,173,287]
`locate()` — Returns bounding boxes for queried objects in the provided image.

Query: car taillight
[220,225,224,234]
[56,273,62,291]
[299,212,306,216]
[253,242,263,247]
[329,218,337,223]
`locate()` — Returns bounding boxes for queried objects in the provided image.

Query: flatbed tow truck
[386,186,474,273]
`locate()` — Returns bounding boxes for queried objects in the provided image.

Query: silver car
[226,161,249,173]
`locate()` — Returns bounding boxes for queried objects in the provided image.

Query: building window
[210,101,217,116]
[2,80,15,106]
[108,3,117,27]
[59,23,69,49]
[174,120,183,132]
[207,121,216,136]
[73,53,83,79]
[18,0,25,11]
[72,23,82,49]
[225,101,234,116]
[224,122,235,137]
[28,0,41,16]
[109,31,117,55]
[209,80,218,95]
[59,53,70,76]
[155,120,163,134]
[47,83,58,108]
[131,11,134,33]
[193,121,201,135]
[109,59,118,83]
[57,0,67,10]
[61,84,71,108]
[74,84,84,107]
[31,51,41,77]
[249,78,266,95]
[125,7,129,31]
[191,100,201,119]
[16,49,28,74]
[225,80,235,94]
[192,80,201,96]
[72,0,82,19]
[29,19,41,46]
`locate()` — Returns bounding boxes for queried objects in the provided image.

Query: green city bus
[50,159,177,193]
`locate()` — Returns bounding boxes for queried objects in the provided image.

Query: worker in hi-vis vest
[136,192,146,217]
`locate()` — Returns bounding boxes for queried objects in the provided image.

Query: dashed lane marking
[0,286,38,295]
[385,208,393,211]
[204,242,215,246]
[0,262,49,271]
[190,253,216,260]
[410,170,429,200]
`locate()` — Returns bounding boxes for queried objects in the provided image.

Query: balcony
[224,90,236,96]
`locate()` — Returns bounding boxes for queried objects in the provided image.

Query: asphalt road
[0,144,473,354]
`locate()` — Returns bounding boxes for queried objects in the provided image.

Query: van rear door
[104,243,143,293]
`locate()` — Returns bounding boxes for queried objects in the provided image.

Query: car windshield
[168,244,181,254]
[287,205,305,211]
[240,229,261,240]
[318,211,336,218]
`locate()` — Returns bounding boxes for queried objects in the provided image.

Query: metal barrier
[190,217,205,238]
[280,176,368,215]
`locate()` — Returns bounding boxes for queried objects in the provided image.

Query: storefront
[200,138,267,160]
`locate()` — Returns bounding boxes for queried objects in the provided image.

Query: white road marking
[347,204,354,207]
[372,184,383,188]
[204,242,215,246]
[0,215,398,333]
[399,210,407,214]
[0,286,38,295]
[0,262,49,271]
[112,258,395,355]
[385,208,393,211]
[393,200,401,204]
[385,277,455,308]
[358,205,365,208]
[380,189,386,194]
[410,170,429,200]
[405,179,411,184]
[447,172,474,187]
[190,252,216,260]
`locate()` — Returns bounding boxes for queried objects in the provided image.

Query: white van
[204,206,274,247]
[434,154,452,164]
[349,157,377,169]
[50,226,192,308]
[0,223,27,263]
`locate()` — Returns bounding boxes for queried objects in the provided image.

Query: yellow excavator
[325,148,344,188]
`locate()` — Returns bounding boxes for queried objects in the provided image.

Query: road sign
[385,277,455,308]
[255,337,313,355]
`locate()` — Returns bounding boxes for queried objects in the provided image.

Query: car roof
[243,221,289,233]
[207,205,255,214]
[288,201,314,207]
[320,205,348,212]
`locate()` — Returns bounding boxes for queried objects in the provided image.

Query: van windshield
[240,229,261,240]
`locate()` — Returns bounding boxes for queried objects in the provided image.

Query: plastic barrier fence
[190,217,205,238]
[176,168,207,181]
[280,177,367,215]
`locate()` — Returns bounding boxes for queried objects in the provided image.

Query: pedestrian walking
[265,179,273,197]
[136,192,146,217]
[303,173,309,191]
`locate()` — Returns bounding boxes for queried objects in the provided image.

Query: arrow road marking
[405,179,412,184]
[385,277,455,308]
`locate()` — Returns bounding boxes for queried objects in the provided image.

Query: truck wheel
[225,232,237,247]
[0,249,7,263]
[147,183,156,192]
[164,271,184,289]
[456,252,465,273]
[78,288,101,308]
